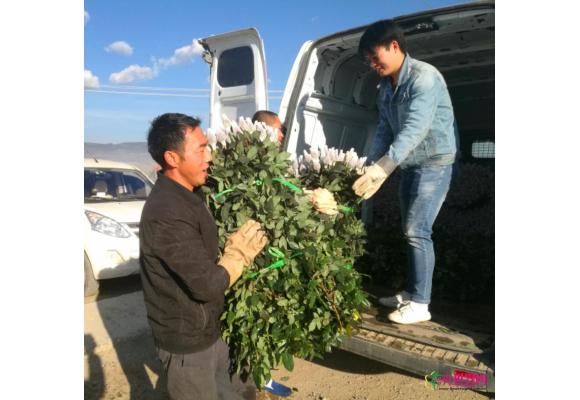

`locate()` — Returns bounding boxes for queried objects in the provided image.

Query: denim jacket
[368,54,457,169]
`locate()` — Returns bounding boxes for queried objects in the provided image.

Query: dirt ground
[85,332,492,400]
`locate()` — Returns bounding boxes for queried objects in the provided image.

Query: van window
[218,46,254,87]
[471,141,495,159]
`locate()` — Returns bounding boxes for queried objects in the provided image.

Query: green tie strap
[272,178,303,194]
[212,189,235,201]
[248,247,303,279]
[211,178,299,202]
[268,247,285,258]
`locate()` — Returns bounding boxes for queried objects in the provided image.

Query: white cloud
[108,39,203,85]
[84,70,100,89]
[311,16,319,23]
[158,40,204,68]
[109,65,157,84]
[105,41,134,56]
[84,11,90,25]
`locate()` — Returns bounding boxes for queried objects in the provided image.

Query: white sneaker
[378,292,411,308]
[388,301,431,324]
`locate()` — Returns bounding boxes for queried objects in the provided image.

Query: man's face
[269,117,285,144]
[174,126,212,189]
[365,42,403,78]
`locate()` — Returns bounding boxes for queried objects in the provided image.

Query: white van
[200,1,495,392]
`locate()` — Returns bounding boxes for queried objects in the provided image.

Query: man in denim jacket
[353,20,457,324]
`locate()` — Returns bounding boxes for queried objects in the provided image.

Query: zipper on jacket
[199,303,208,329]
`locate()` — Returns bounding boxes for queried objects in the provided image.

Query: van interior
[286,7,494,165]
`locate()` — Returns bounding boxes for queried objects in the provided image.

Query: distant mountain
[84,142,158,179]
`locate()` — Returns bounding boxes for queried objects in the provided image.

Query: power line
[92,85,284,93]
[98,84,209,92]
[84,89,209,98]
[85,89,284,99]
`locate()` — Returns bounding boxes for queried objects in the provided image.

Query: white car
[84,158,154,296]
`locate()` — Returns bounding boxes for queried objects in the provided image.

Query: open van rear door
[199,28,268,130]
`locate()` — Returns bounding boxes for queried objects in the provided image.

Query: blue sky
[84,0,465,143]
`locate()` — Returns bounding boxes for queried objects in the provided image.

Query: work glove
[352,156,396,200]
[303,188,339,215]
[218,219,268,287]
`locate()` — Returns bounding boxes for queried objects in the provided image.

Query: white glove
[352,156,396,199]
[303,188,339,215]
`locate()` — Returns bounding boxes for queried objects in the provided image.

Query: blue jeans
[399,164,453,304]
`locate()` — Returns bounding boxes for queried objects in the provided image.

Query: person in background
[252,110,339,217]
[252,110,286,144]
[353,20,457,324]
[140,113,268,400]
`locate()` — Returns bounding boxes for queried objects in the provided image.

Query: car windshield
[84,167,152,202]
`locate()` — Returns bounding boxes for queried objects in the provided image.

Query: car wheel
[84,252,99,297]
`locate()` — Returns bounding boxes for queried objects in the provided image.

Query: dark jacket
[139,174,230,354]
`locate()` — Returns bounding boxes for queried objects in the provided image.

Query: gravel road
[84,278,492,400]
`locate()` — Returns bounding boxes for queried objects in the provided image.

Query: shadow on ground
[84,332,168,400]
[309,348,410,376]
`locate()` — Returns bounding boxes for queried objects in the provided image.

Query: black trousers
[156,339,256,400]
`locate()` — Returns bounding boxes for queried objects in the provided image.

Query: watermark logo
[425,369,487,390]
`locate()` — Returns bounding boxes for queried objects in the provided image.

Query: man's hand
[218,219,268,287]
[352,156,396,199]
[304,188,339,215]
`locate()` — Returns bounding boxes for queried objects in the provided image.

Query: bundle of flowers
[203,116,369,386]
[291,145,368,272]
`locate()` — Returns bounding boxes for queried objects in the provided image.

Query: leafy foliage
[203,117,369,386]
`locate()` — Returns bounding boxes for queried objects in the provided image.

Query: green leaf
[279,236,287,249]
[276,152,289,163]
[308,320,317,332]
[288,240,300,250]
[281,352,294,372]
[247,146,258,161]
[220,203,231,221]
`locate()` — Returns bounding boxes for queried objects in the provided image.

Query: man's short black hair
[252,110,279,124]
[358,19,407,57]
[147,113,201,168]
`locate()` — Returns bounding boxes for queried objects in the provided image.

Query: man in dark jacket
[139,113,267,400]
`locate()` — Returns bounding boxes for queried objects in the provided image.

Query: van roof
[309,0,495,46]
